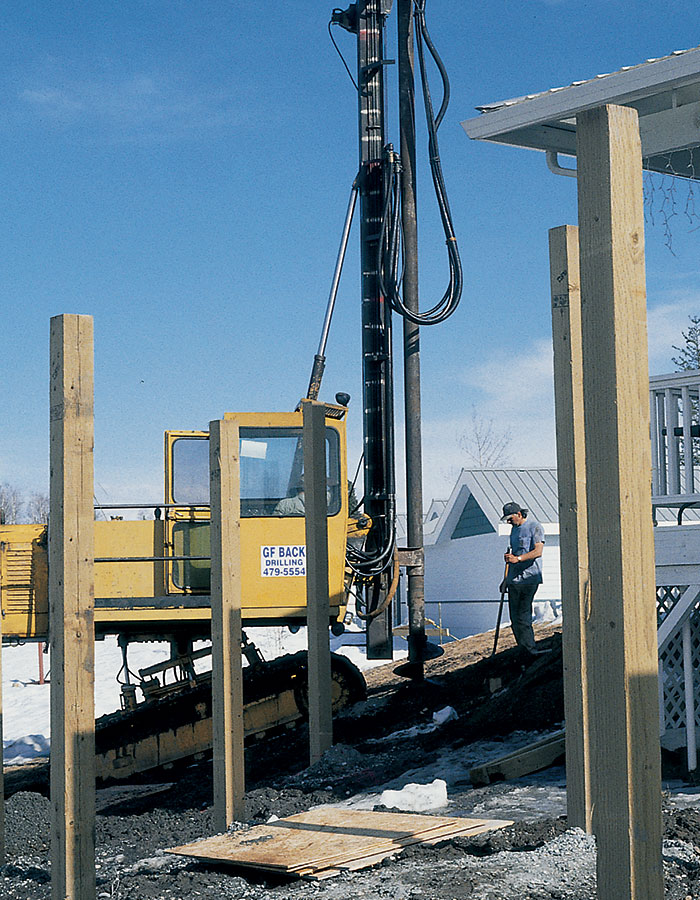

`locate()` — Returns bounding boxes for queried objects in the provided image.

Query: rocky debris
[2,624,700,899]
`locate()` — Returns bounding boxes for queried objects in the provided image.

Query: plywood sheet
[167,807,512,879]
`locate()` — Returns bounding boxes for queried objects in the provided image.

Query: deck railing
[650,369,700,505]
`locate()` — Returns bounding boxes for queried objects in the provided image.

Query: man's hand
[504,551,521,564]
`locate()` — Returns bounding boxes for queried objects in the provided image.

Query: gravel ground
[3,626,700,899]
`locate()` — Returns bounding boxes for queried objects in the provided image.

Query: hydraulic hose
[377,0,463,327]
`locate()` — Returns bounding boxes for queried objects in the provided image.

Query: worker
[501,501,545,658]
[273,475,335,516]
[274,476,306,516]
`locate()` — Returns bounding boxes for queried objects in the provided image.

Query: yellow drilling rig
[0,405,370,780]
[1,0,464,781]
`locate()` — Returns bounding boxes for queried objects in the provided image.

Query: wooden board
[303,400,333,762]
[49,313,96,900]
[469,731,566,786]
[209,417,245,828]
[167,807,512,879]
[577,103,663,899]
[549,224,592,834]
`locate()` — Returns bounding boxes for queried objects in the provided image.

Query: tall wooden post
[209,418,246,829]
[302,400,333,762]
[549,224,592,833]
[0,618,4,864]
[49,314,96,900]
[576,104,663,899]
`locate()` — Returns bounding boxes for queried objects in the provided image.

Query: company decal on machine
[260,545,306,577]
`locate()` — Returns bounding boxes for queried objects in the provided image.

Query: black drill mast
[331,0,462,667]
[334,0,396,657]
[357,0,396,658]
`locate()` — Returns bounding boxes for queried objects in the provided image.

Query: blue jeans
[507,583,539,654]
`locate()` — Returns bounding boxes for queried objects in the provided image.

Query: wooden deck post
[209,418,246,829]
[49,314,96,900]
[302,400,333,763]
[576,104,663,899]
[549,224,592,833]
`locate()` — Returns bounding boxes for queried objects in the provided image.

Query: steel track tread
[94,651,366,765]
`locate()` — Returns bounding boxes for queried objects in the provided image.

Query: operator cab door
[164,418,346,614]
[164,430,210,595]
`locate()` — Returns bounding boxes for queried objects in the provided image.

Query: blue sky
[2,1,700,510]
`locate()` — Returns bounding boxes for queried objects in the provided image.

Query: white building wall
[423,526,561,639]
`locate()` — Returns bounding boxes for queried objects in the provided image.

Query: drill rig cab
[1,405,352,642]
[0,402,369,779]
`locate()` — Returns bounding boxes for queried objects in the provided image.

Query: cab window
[170,427,341,517]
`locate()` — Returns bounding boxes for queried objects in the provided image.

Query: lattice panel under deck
[658,587,700,734]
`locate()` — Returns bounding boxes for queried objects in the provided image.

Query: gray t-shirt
[506,517,545,585]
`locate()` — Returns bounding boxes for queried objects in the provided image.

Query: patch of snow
[466,781,568,822]
[3,733,50,765]
[126,850,184,875]
[663,781,700,809]
[322,735,569,819]
[364,713,459,745]
[432,706,457,725]
[663,838,700,865]
[533,600,561,624]
[379,778,448,812]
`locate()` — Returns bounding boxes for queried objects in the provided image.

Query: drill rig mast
[332,0,463,666]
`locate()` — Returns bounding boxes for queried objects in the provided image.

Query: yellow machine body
[0,408,350,640]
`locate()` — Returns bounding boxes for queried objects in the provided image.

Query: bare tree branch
[459,406,512,469]
[0,482,24,524]
[672,314,700,372]
[25,491,49,524]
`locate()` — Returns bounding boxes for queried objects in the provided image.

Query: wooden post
[549,224,592,833]
[302,400,333,762]
[576,104,663,899]
[49,314,96,900]
[0,617,4,864]
[209,418,246,829]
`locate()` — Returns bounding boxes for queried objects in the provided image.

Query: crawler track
[95,651,366,782]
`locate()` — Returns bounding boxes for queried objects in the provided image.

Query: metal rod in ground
[492,561,509,656]
[398,0,426,678]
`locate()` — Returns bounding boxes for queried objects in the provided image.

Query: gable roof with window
[427,467,559,546]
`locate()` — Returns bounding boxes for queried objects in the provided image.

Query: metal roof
[461,468,559,527]
[424,466,698,543]
[462,45,700,179]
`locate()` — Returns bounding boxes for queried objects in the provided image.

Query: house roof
[425,467,559,546]
[423,466,699,545]
[461,468,559,526]
[462,45,700,179]
[395,499,448,544]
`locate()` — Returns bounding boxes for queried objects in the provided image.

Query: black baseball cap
[501,501,528,521]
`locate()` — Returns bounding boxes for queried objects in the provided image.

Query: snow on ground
[1,622,408,763]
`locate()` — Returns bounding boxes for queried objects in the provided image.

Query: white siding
[424,528,561,638]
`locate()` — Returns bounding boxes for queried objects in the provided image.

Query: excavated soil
[2,623,700,899]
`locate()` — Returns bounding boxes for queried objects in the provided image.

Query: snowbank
[2,622,406,764]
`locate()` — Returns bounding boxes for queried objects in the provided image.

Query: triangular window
[451,494,495,539]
